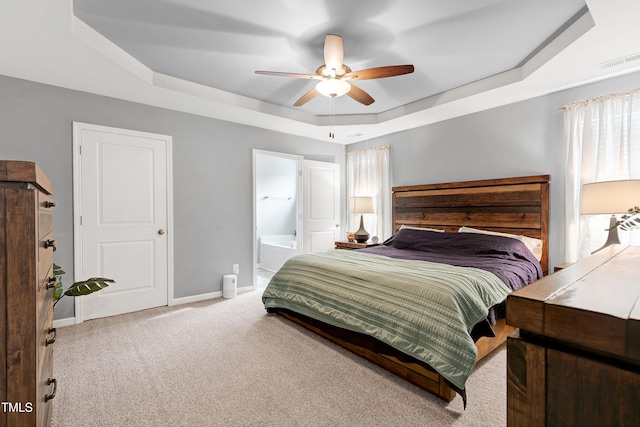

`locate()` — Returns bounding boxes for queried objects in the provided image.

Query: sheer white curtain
[346,144,392,241]
[563,89,640,261]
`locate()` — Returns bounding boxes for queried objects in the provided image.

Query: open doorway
[253,150,303,290]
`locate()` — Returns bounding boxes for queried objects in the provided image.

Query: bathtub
[260,234,298,272]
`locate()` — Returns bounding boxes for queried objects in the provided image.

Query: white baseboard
[171,285,254,304]
[171,291,221,305]
[237,285,254,294]
[53,286,256,327]
[53,317,78,328]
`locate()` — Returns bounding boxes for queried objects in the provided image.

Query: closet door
[73,122,173,321]
[302,160,340,253]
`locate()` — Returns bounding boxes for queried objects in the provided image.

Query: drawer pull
[45,378,57,402]
[44,239,56,249]
[46,327,57,345]
[44,201,56,208]
[46,276,57,289]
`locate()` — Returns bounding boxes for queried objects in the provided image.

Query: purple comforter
[357,228,542,292]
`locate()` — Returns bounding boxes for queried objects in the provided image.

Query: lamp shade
[349,196,374,214]
[316,79,351,98]
[580,180,640,215]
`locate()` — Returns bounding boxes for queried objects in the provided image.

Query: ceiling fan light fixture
[316,79,351,98]
[317,64,351,78]
[255,35,413,107]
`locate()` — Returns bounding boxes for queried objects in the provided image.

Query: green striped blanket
[262,250,511,390]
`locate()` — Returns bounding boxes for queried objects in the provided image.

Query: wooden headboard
[392,175,550,275]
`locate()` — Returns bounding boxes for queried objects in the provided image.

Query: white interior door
[73,122,173,321]
[303,160,340,253]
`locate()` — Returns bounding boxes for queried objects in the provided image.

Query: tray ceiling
[2,0,640,143]
[73,0,587,117]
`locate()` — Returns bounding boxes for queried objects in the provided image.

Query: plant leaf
[53,263,66,276]
[52,281,63,302]
[64,278,114,297]
[86,277,116,283]
[614,208,640,232]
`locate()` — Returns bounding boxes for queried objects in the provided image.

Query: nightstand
[335,241,379,250]
[553,262,573,273]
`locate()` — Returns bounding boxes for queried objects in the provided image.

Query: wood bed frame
[273,174,550,402]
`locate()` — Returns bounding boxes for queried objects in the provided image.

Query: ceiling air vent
[600,53,640,69]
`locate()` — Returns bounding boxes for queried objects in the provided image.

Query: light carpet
[51,290,506,427]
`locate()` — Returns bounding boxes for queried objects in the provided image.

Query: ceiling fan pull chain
[329,96,335,138]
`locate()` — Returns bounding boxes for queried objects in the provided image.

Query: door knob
[158,229,165,235]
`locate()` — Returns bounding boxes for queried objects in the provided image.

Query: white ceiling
[72,0,586,116]
[2,0,640,144]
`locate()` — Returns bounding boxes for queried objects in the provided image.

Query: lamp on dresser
[580,179,640,252]
[349,196,374,243]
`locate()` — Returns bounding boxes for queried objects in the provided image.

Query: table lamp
[349,196,374,243]
[580,179,640,252]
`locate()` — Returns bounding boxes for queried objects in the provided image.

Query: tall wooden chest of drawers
[0,161,57,427]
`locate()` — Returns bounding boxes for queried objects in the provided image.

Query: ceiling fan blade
[324,34,344,70]
[293,88,319,106]
[255,70,321,80]
[347,83,374,106]
[344,65,415,80]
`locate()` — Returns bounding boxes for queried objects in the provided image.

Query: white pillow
[400,225,444,232]
[458,226,543,261]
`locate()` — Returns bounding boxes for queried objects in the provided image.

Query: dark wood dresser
[0,161,57,427]
[506,244,640,427]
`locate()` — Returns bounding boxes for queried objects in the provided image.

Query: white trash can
[222,274,237,298]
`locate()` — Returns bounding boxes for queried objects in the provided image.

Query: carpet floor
[51,290,506,426]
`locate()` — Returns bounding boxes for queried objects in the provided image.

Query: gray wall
[3,70,639,320]
[347,70,640,272]
[0,75,345,320]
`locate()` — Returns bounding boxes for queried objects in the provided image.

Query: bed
[262,175,550,405]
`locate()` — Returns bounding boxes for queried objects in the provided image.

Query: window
[563,89,640,260]
[346,144,392,241]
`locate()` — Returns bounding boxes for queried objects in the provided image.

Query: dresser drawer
[38,231,55,289]
[37,345,55,427]
[38,263,54,302]
[38,303,55,379]
[38,193,55,240]
[37,281,54,333]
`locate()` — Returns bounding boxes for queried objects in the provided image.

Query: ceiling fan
[255,34,415,107]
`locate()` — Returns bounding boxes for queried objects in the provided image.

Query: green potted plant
[52,263,114,307]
